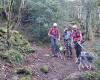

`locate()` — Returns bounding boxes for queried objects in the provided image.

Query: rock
[44,54,50,57]
[40,65,49,74]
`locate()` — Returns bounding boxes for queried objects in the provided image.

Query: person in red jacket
[72,25,82,63]
[48,23,60,57]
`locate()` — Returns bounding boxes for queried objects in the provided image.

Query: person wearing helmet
[63,27,73,58]
[48,23,60,57]
[72,25,82,42]
[63,27,72,45]
[72,25,82,63]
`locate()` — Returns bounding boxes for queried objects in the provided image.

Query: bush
[20,77,30,80]
[0,53,11,63]
[8,49,23,64]
[0,28,7,37]
[0,28,7,50]
[15,67,32,75]
[10,30,35,54]
[32,26,50,43]
[13,46,35,55]
[10,30,29,47]
[94,60,100,70]
[22,48,35,54]
[93,45,100,70]
[20,0,62,44]
[0,29,35,64]
[81,71,100,80]
[94,48,100,56]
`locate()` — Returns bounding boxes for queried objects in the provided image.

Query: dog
[57,46,68,59]
[78,51,94,71]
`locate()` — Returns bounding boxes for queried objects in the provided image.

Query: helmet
[53,23,57,26]
[72,25,77,28]
[64,27,68,32]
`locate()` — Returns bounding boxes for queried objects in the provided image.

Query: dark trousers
[74,42,82,58]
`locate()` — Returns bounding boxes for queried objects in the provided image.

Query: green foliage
[0,38,7,50]
[12,0,21,15]
[0,29,35,64]
[0,28,7,33]
[8,49,23,64]
[20,77,30,80]
[94,60,100,69]
[93,44,100,76]
[32,25,50,43]
[25,0,60,23]
[94,49,100,56]
[0,54,11,63]
[0,0,100,43]
[0,0,3,11]
[10,31,27,46]
[20,0,63,43]
[0,28,8,51]
[15,67,32,75]
[81,71,100,80]
[94,45,100,56]
[0,28,7,37]
[13,46,35,54]
[10,30,35,54]
[96,0,100,6]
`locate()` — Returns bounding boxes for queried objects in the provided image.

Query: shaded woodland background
[0,0,100,43]
[0,0,100,80]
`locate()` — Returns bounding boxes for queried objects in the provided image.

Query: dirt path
[22,44,80,80]
[0,59,14,80]
[23,39,99,80]
[0,40,98,80]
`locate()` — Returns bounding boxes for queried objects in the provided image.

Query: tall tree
[81,0,97,40]
[7,0,13,49]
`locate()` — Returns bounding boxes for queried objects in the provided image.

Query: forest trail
[23,44,78,80]
[22,43,93,80]
[0,40,98,80]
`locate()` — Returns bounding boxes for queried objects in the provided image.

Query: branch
[13,0,26,30]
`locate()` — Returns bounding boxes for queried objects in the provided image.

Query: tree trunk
[89,14,94,41]
[13,0,25,30]
[85,10,90,40]
[7,0,13,50]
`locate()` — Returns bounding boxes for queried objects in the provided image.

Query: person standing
[63,27,73,58]
[48,23,60,57]
[72,25,82,63]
